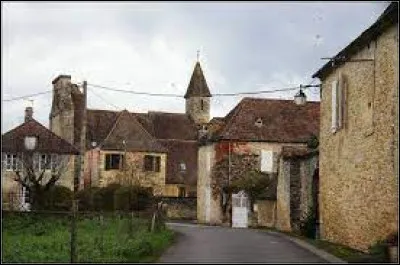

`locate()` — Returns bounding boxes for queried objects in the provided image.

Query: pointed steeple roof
[184,62,212,99]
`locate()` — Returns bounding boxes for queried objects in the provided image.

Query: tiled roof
[86,110,198,145]
[145,112,198,140]
[281,146,318,159]
[99,110,167,153]
[213,98,320,143]
[158,139,198,185]
[184,62,212,98]
[2,119,79,154]
[85,109,198,185]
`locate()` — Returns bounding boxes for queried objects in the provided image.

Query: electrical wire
[2,90,52,102]
[87,83,319,98]
[2,81,321,102]
[88,87,120,110]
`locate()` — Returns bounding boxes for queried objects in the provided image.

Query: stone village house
[197,97,320,226]
[312,2,398,251]
[49,61,212,197]
[2,107,79,210]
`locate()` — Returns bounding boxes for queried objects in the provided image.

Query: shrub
[369,239,389,262]
[114,186,153,212]
[299,205,317,239]
[385,231,398,246]
[76,187,100,211]
[42,186,73,211]
[92,184,122,211]
[114,186,135,212]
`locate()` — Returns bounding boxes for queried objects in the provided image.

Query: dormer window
[180,162,186,172]
[255,118,263,128]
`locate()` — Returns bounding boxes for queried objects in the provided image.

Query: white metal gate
[232,191,249,228]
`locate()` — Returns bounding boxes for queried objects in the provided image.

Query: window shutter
[339,73,347,129]
[331,80,338,133]
[155,157,161,172]
[261,150,273,172]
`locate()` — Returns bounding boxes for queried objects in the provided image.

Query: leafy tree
[229,169,275,212]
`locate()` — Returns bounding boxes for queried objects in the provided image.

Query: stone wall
[319,23,398,251]
[276,153,318,233]
[1,153,75,210]
[186,97,210,124]
[95,151,166,196]
[197,144,216,223]
[162,197,197,220]
[197,141,307,225]
[255,200,276,228]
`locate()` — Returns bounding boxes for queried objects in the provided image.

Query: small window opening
[255,118,263,128]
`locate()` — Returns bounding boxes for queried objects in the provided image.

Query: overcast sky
[1,1,389,133]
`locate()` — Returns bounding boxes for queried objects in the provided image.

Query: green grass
[2,213,175,263]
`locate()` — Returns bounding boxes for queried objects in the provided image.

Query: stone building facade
[276,147,319,233]
[49,61,212,197]
[312,2,398,251]
[2,110,79,210]
[197,98,320,225]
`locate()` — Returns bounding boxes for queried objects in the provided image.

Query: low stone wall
[161,197,197,220]
[255,200,277,228]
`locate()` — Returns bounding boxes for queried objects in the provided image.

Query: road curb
[264,230,347,263]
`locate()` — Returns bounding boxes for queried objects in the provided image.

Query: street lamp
[294,85,307,105]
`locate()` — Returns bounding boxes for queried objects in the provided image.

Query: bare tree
[10,151,71,210]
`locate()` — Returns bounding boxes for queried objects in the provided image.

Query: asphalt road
[158,223,328,263]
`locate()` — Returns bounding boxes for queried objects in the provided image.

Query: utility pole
[71,80,87,263]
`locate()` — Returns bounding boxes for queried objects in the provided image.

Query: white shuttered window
[261,150,273,172]
[331,73,346,134]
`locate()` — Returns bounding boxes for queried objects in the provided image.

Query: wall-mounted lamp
[294,85,307,105]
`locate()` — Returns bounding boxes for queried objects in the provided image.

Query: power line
[88,82,320,98]
[87,83,183,98]
[88,87,120,110]
[2,90,52,102]
[1,82,321,102]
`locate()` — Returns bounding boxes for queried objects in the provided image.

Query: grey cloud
[1,2,389,133]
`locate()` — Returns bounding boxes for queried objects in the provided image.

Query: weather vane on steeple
[197,49,200,62]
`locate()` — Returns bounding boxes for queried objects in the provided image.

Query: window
[261,150,273,172]
[144,155,161,172]
[255,118,263,128]
[105,154,123,170]
[201,99,204,110]
[178,187,186,197]
[5,154,18,171]
[50,154,58,172]
[39,154,51,171]
[179,162,186,172]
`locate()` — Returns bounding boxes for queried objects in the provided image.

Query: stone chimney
[25,107,33,122]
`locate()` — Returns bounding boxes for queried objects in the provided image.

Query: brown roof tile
[281,146,318,158]
[100,110,167,153]
[86,109,120,147]
[159,139,198,185]
[145,112,198,140]
[214,98,320,143]
[2,119,79,154]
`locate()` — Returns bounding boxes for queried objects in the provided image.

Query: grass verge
[2,212,175,263]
